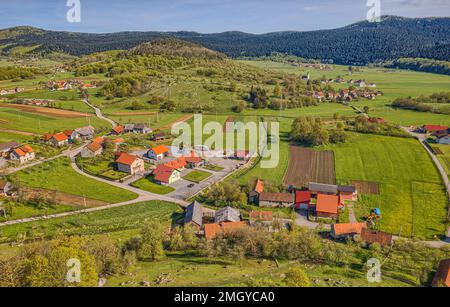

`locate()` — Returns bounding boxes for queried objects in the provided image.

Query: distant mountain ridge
[0,16,449,65]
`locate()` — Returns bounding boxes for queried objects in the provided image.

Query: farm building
[422,125,448,134]
[153,165,181,185]
[134,123,152,134]
[360,229,393,247]
[111,125,125,135]
[10,145,35,164]
[295,190,311,210]
[204,222,248,240]
[258,192,295,208]
[184,201,204,229]
[148,145,170,160]
[50,133,69,147]
[0,141,20,157]
[116,153,145,175]
[314,194,339,220]
[215,206,241,223]
[338,185,358,204]
[308,182,339,195]
[249,179,264,204]
[437,136,450,145]
[75,126,95,140]
[185,156,204,169]
[331,223,367,240]
[81,142,103,158]
[432,259,450,287]
[164,157,187,172]
[152,133,166,141]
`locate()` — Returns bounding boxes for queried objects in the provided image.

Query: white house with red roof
[152,164,181,185]
[49,133,69,147]
[148,145,170,160]
[116,153,145,175]
[10,145,35,164]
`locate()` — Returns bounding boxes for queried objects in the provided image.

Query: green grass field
[0,201,181,243]
[10,157,138,203]
[131,176,175,195]
[321,133,448,239]
[183,170,212,183]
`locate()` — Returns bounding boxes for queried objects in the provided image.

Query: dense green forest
[1,16,449,66]
[384,58,450,75]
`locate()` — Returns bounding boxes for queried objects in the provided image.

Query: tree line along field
[320,133,448,239]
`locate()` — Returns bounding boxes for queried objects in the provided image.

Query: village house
[185,156,205,169]
[432,259,450,287]
[422,125,448,135]
[133,123,152,134]
[164,157,187,172]
[338,185,358,205]
[50,133,69,147]
[81,142,103,158]
[111,125,124,135]
[153,164,181,185]
[75,126,95,140]
[116,153,145,175]
[124,124,136,133]
[152,132,166,141]
[10,145,35,164]
[184,201,204,230]
[249,179,264,204]
[148,145,170,160]
[331,222,367,240]
[314,194,340,220]
[63,130,79,143]
[215,206,241,223]
[204,221,248,240]
[0,141,20,157]
[258,192,295,208]
[295,190,312,210]
[360,229,393,247]
[308,182,339,195]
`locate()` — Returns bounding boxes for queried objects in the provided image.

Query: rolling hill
[0,16,449,65]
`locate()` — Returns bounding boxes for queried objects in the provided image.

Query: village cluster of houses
[110,123,153,136]
[0,87,25,96]
[11,98,53,107]
[421,125,450,145]
[313,88,382,102]
[46,80,97,91]
[301,73,377,88]
[0,141,35,165]
[41,126,95,147]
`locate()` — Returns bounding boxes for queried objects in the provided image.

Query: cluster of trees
[3,17,450,65]
[290,117,348,146]
[99,73,149,98]
[0,66,42,81]
[348,116,410,138]
[385,58,450,76]
[392,93,450,115]
[202,181,248,208]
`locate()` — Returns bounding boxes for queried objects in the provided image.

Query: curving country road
[83,98,117,128]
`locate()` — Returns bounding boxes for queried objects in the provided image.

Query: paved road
[83,98,117,128]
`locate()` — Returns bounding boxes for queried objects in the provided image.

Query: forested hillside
[1,16,449,65]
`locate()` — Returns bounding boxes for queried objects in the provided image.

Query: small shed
[215,206,241,223]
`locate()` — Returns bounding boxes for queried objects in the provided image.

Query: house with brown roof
[10,145,35,164]
[249,211,274,226]
[152,164,181,185]
[50,133,69,147]
[164,157,187,172]
[111,125,124,135]
[422,125,448,134]
[432,259,450,287]
[0,141,20,157]
[331,222,367,240]
[249,179,264,204]
[116,153,145,175]
[81,142,103,158]
[152,132,166,141]
[185,156,204,169]
[360,229,393,247]
[258,192,295,208]
[204,222,248,240]
[148,145,170,160]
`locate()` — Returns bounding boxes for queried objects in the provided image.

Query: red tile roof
[151,145,169,155]
[185,156,203,164]
[204,222,248,240]
[332,223,367,236]
[153,165,176,183]
[424,125,448,132]
[116,153,139,166]
[164,157,187,170]
[112,125,124,134]
[63,130,74,137]
[51,133,68,142]
[259,192,295,203]
[254,179,264,193]
[87,142,102,152]
[295,190,311,204]
[432,259,450,287]
[361,229,393,246]
[316,194,339,214]
[92,137,105,144]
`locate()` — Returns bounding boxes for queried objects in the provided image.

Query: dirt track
[159,114,194,130]
[0,103,93,118]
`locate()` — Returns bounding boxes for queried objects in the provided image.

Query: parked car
[188,183,195,188]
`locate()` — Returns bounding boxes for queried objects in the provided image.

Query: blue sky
[1,0,449,33]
